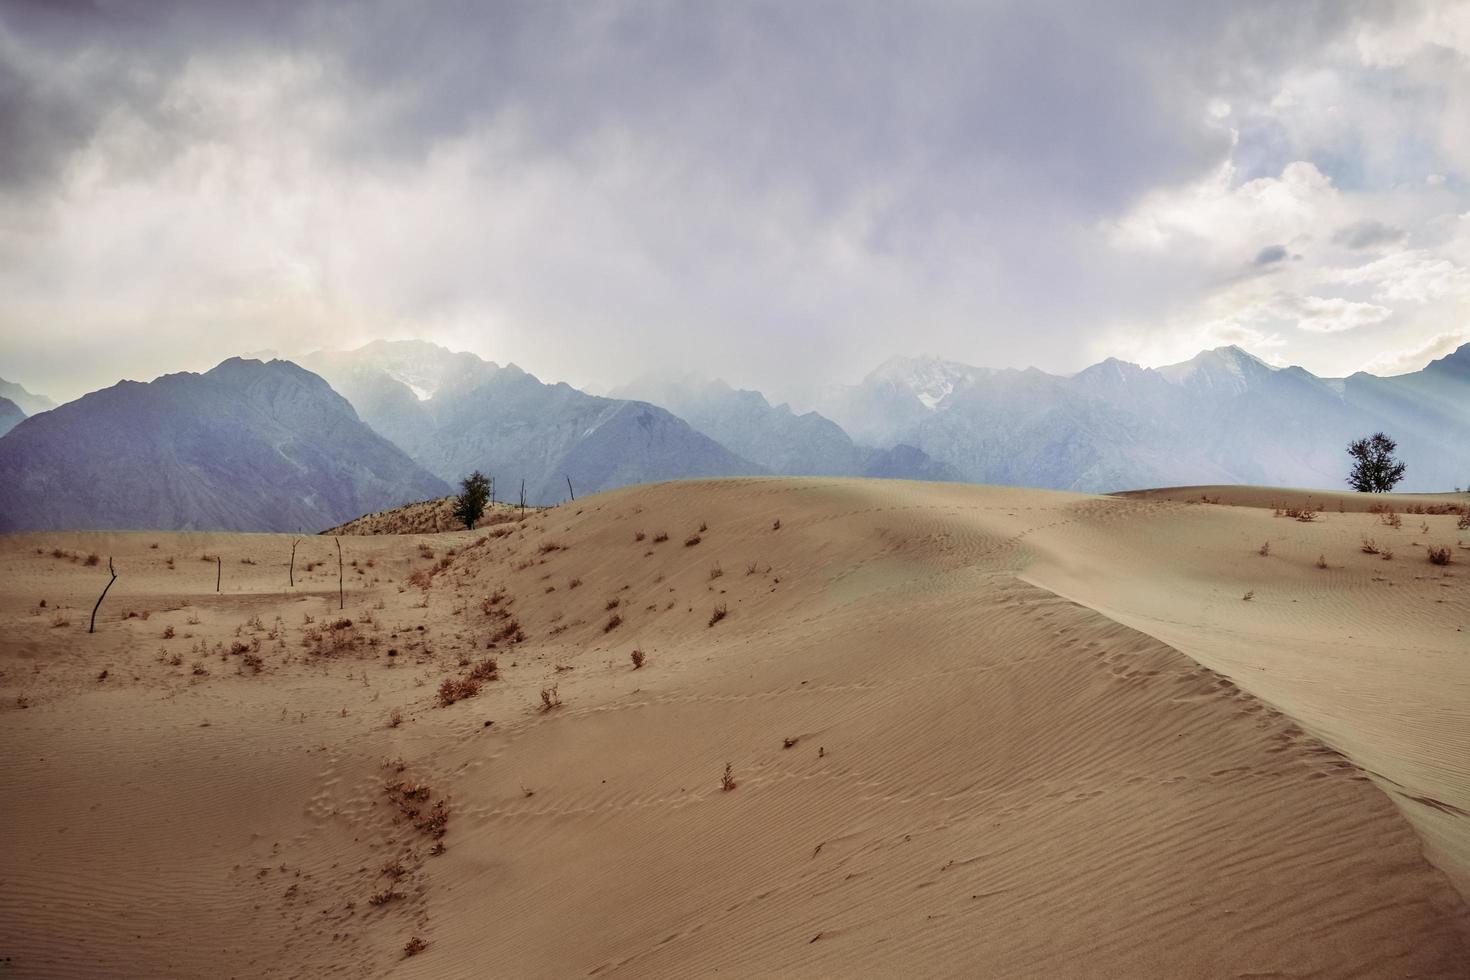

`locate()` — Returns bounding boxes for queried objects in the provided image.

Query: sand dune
[1,479,1466,977]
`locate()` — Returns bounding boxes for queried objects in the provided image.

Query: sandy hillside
[0,478,1466,979]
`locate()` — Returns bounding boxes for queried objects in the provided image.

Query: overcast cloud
[1,0,1467,402]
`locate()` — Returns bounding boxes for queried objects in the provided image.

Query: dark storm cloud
[1,0,1364,215]
[1331,219,1408,250]
[4,0,1464,400]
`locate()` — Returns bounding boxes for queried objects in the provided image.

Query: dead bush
[1257,541,1270,557]
[708,603,728,627]
[1360,538,1380,554]
[653,531,669,543]
[437,676,481,707]
[1427,545,1453,566]
[404,937,427,957]
[684,534,702,547]
[540,684,561,712]
[630,649,645,669]
[721,762,736,792]
[604,613,623,632]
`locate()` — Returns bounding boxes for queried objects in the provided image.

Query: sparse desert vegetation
[3,479,1469,979]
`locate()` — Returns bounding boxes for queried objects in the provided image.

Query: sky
[1,0,1468,404]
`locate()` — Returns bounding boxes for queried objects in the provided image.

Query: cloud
[1254,244,1290,265]
[1331,220,1406,249]
[1287,295,1392,333]
[1362,329,1470,375]
[0,1,1468,401]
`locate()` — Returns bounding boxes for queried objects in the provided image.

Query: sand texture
[1,478,1466,978]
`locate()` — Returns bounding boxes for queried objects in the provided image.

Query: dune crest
[1,478,1466,977]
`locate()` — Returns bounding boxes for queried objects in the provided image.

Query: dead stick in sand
[566,476,575,502]
[289,537,299,587]
[89,557,117,634]
[216,555,221,593]
[335,536,344,610]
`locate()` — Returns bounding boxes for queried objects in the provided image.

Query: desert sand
[1,478,1466,978]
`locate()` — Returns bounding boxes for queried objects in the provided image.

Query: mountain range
[0,358,447,533]
[804,345,1469,493]
[1,340,1466,531]
[298,341,764,504]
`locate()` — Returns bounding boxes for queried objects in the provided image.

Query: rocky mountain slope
[300,342,764,504]
[611,374,959,481]
[801,345,1470,493]
[0,358,449,532]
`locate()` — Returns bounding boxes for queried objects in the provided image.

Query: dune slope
[0,479,1465,978]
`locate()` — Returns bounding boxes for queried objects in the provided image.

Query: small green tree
[453,471,491,529]
[1346,433,1406,493]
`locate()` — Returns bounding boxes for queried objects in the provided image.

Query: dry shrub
[162,625,176,639]
[721,762,736,792]
[604,613,623,632]
[84,553,100,566]
[369,890,401,906]
[241,653,264,673]
[538,541,563,554]
[490,618,525,644]
[1360,538,1380,554]
[437,676,481,706]
[708,562,724,580]
[634,531,646,542]
[389,708,403,728]
[568,577,582,589]
[708,603,728,627]
[1257,541,1270,557]
[653,531,669,543]
[1459,512,1470,530]
[404,937,427,957]
[1427,545,1453,566]
[605,596,621,610]
[684,534,702,548]
[540,684,561,711]
[468,657,499,681]
[1241,590,1255,601]
[698,521,709,532]
[773,518,781,530]
[1381,511,1403,529]
[1315,554,1328,569]
[630,648,645,669]
[50,611,69,628]
[418,544,435,559]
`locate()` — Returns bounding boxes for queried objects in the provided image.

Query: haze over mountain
[0,358,448,533]
[609,374,959,482]
[299,341,763,505]
[801,344,1470,493]
[0,379,57,417]
[0,397,25,438]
